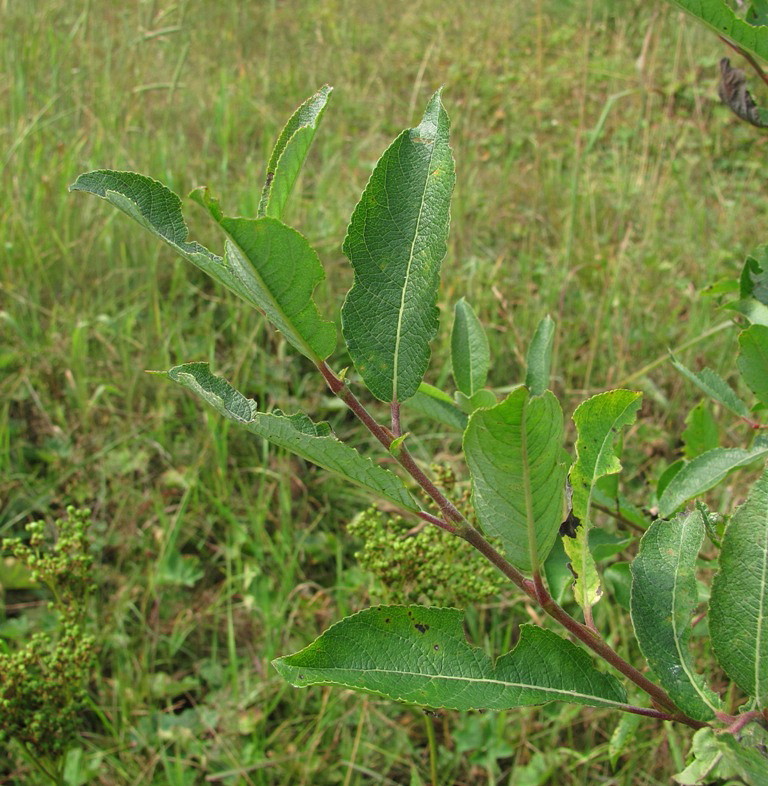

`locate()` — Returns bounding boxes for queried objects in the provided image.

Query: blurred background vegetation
[1,0,764,782]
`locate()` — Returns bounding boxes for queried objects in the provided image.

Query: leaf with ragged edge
[709,463,768,706]
[404,382,467,430]
[739,324,768,407]
[525,315,555,397]
[341,90,455,403]
[682,401,719,460]
[667,0,768,63]
[464,387,567,573]
[273,606,627,710]
[451,298,490,397]
[630,511,720,721]
[658,440,768,518]
[71,171,336,361]
[670,356,751,419]
[190,186,336,360]
[564,390,642,611]
[164,363,417,512]
[258,85,333,220]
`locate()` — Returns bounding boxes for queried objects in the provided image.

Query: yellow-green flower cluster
[0,507,96,758]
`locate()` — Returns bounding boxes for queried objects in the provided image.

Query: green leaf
[670,356,751,419]
[258,85,333,220]
[710,463,768,706]
[543,537,571,605]
[564,390,642,612]
[667,0,768,63]
[525,315,555,397]
[451,298,490,397]
[404,382,468,430]
[454,389,497,415]
[464,387,567,572]
[273,606,627,710]
[738,324,768,407]
[741,246,768,304]
[341,90,455,403]
[191,186,336,360]
[682,402,719,460]
[630,512,720,721]
[674,727,768,786]
[658,441,768,518]
[71,171,336,361]
[657,459,685,500]
[165,362,417,511]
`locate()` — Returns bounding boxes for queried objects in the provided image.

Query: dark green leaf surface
[670,356,751,419]
[165,363,417,511]
[658,442,768,518]
[258,85,332,219]
[738,324,768,407]
[564,390,641,610]
[710,464,768,706]
[525,315,555,396]
[451,298,490,397]
[341,91,455,402]
[667,0,768,63]
[630,512,720,721]
[464,387,567,572]
[273,606,627,710]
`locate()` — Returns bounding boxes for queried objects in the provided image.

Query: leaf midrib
[292,666,625,707]
[391,135,437,403]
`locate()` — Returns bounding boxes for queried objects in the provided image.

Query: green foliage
[564,390,641,614]
[630,511,720,721]
[709,464,768,705]
[273,607,626,711]
[464,387,567,573]
[70,82,768,782]
[451,298,490,397]
[0,508,96,762]
[340,90,455,403]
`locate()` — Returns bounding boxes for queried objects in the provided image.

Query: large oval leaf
[341,90,455,403]
[273,606,627,711]
[464,387,567,572]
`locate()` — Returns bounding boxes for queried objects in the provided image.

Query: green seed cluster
[0,507,96,758]
[348,502,504,606]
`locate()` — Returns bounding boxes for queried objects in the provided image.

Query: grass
[1,0,765,782]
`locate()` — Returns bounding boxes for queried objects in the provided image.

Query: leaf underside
[273,606,627,711]
[451,298,490,397]
[341,90,456,403]
[70,171,335,361]
[630,511,720,721]
[658,441,768,518]
[667,0,768,63]
[165,362,417,512]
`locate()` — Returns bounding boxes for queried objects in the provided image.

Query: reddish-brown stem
[315,360,706,730]
[418,510,458,535]
[391,401,402,437]
[719,35,768,89]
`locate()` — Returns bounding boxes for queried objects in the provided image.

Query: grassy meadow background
[2,0,766,783]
